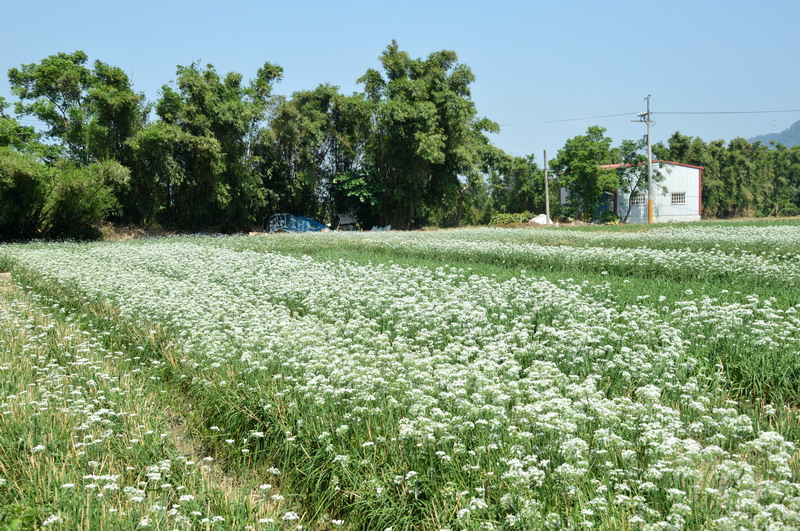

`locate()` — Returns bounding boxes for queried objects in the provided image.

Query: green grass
[0,278,292,529]
[448,218,800,256]
[206,233,800,309]
[2,222,800,529]
[558,217,800,229]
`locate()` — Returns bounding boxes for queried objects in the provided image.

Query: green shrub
[0,148,128,241]
[489,211,535,225]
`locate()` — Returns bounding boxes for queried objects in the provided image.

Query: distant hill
[749,120,800,147]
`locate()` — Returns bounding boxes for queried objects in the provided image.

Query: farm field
[2,221,800,529]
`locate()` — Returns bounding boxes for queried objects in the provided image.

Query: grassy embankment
[0,276,293,529]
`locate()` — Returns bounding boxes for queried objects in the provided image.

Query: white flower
[10,228,800,529]
[42,515,62,526]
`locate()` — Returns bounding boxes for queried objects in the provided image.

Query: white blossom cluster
[462,224,798,250]
[249,228,800,285]
[3,235,800,528]
[0,286,283,528]
[337,224,800,256]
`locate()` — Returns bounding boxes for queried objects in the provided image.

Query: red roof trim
[699,167,703,217]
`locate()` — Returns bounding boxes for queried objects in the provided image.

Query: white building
[560,160,703,223]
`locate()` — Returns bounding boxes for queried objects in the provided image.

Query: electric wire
[501,112,635,126]
[500,108,800,127]
[659,109,800,115]
[8,107,800,129]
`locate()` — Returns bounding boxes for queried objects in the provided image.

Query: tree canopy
[2,46,800,241]
[356,41,498,228]
[551,126,619,221]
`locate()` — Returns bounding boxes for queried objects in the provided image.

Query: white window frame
[671,192,686,205]
[630,193,645,206]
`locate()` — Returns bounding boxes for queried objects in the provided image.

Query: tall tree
[358,41,498,228]
[0,97,53,157]
[8,51,92,161]
[460,142,510,225]
[131,62,282,227]
[503,155,547,214]
[8,51,147,165]
[767,143,800,216]
[718,138,773,217]
[267,85,372,222]
[85,61,150,165]
[551,126,618,221]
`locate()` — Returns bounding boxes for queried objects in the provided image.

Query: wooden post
[543,150,550,223]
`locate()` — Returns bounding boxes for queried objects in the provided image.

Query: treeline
[510,126,800,223]
[1,45,799,240]
[654,133,800,218]
[0,44,502,237]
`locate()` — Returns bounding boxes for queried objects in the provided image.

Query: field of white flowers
[0,280,295,528]
[2,222,800,529]
[217,224,800,286]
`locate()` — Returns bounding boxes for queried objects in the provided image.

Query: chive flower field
[2,221,800,529]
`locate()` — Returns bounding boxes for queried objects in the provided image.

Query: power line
[10,107,800,129]
[501,112,635,126]
[658,109,800,115]
[540,112,638,123]
[500,108,800,127]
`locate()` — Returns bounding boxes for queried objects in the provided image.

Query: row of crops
[1,223,800,529]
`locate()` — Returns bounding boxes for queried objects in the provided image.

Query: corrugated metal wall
[616,164,702,223]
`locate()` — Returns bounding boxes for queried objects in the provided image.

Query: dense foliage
[550,126,618,221]
[655,132,800,217]
[0,148,127,240]
[2,47,800,239]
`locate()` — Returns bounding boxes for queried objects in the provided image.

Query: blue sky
[2,0,798,160]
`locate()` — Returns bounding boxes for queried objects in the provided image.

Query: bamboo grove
[1,44,799,239]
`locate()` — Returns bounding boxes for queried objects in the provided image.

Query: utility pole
[543,149,551,223]
[633,95,654,224]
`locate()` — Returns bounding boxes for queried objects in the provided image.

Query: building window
[671,192,686,205]
[630,193,645,206]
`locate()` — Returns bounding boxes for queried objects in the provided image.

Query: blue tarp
[266,213,328,233]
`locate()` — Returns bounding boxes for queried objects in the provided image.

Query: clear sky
[2,0,798,161]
